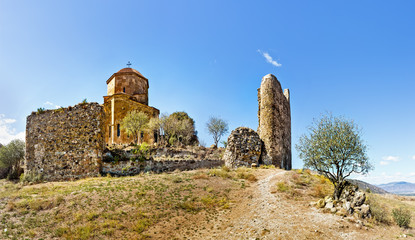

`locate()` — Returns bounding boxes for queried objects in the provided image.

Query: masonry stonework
[223,127,263,168]
[25,103,105,181]
[103,68,159,145]
[258,74,291,170]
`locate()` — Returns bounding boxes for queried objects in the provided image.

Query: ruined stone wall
[258,74,291,170]
[102,147,223,176]
[223,127,263,168]
[25,103,105,181]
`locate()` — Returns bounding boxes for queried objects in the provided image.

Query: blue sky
[0,1,414,184]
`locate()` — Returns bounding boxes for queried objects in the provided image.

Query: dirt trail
[195,169,391,240]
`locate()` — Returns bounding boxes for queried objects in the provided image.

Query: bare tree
[206,117,229,148]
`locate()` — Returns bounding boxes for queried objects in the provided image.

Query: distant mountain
[348,179,389,194]
[377,181,415,195]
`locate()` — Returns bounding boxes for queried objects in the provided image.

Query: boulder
[317,199,326,208]
[223,127,263,168]
[352,191,366,207]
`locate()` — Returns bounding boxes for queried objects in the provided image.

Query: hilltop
[0,167,414,239]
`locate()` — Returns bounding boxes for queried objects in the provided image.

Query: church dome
[117,68,147,79]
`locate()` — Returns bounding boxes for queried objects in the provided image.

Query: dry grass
[367,193,415,228]
[272,169,333,201]
[0,168,247,239]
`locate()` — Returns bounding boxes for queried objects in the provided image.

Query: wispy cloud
[44,101,60,109]
[0,114,25,145]
[382,156,399,162]
[380,161,389,166]
[257,50,282,67]
[412,155,415,160]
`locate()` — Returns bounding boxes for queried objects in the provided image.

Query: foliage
[0,139,25,179]
[37,108,45,114]
[296,114,372,200]
[148,114,168,145]
[392,207,412,228]
[206,117,229,148]
[367,194,391,224]
[164,112,198,146]
[221,141,227,148]
[80,98,88,105]
[121,111,149,144]
[20,172,44,183]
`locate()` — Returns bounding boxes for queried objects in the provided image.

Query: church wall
[103,94,159,146]
[25,103,105,181]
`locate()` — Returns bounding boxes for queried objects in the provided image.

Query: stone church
[103,66,160,145]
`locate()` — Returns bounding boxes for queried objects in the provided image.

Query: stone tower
[103,67,159,145]
[257,74,291,170]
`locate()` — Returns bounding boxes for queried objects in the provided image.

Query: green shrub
[368,196,390,224]
[392,207,411,228]
[37,108,45,114]
[276,182,290,192]
[20,172,44,183]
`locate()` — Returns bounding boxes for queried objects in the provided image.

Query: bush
[20,172,44,183]
[392,207,411,228]
[368,195,390,224]
[0,140,25,180]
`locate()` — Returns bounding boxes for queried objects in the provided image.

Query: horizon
[1,1,414,185]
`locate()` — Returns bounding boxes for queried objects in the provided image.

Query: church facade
[103,67,160,145]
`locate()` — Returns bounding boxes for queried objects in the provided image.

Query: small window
[123,87,126,93]
[109,126,111,138]
[117,124,120,137]
[141,131,144,139]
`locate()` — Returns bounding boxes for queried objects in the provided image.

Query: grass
[367,193,415,228]
[272,169,333,201]
[0,168,246,239]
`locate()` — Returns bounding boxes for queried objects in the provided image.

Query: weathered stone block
[223,127,263,168]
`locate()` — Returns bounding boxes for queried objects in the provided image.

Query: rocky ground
[191,169,414,240]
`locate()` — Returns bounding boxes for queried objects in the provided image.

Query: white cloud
[412,155,415,160]
[380,161,389,166]
[257,50,282,67]
[44,101,60,109]
[0,114,25,145]
[382,156,399,162]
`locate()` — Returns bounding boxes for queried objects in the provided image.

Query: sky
[0,0,414,184]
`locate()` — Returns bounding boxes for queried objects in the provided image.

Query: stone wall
[102,159,223,176]
[258,74,292,170]
[25,103,105,181]
[223,127,263,168]
[102,147,223,175]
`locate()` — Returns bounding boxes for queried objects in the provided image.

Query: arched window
[117,124,120,137]
[109,126,111,138]
[123,87,126,93]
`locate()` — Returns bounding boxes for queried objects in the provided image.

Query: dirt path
[195,169,391,240]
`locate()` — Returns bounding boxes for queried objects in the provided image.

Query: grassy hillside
[0,167,414,239]
[0,167,256,239]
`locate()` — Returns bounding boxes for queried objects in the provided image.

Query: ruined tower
[257,74,291,170]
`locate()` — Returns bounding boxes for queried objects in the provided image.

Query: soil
[175,169,414,240]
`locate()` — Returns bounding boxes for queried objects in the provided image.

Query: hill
[348,179,389,194]
[377,181,415,195]
[0,168,414,239]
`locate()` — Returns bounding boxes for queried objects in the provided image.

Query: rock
[223,127,263,168]
[257,74,291,169]
[330,207,337,213]
[317,199,326,208]
[325,201,334,209]
[359,204,370,219]
[251,163,258,168]
[352,191,366,207]
[336,208,348,217]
